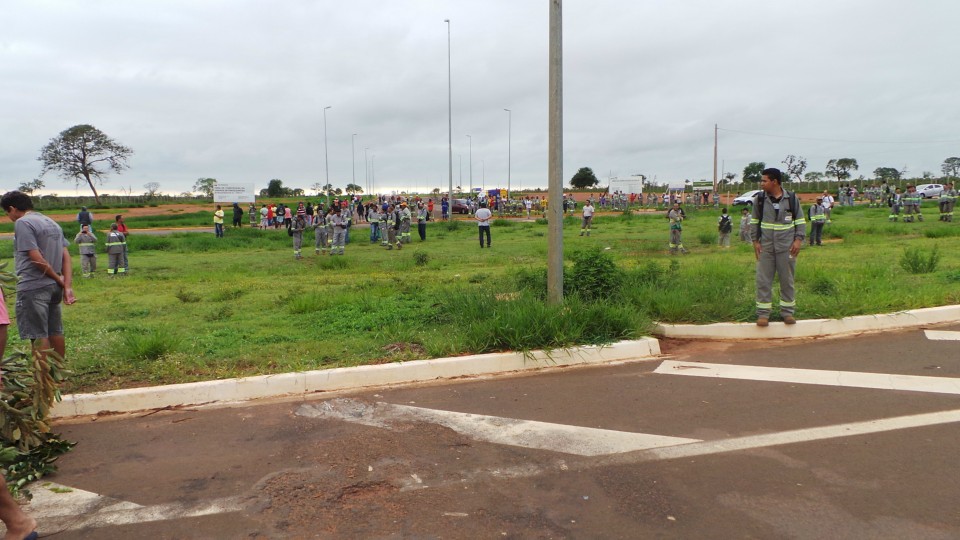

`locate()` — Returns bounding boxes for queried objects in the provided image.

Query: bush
[568,247,623,301]
[442,220,462,232]
[492,219,513,227]
[119,326,181,361]
[900,245,940,274]
[413,252,430,267]
[535,218,548,225]
[175,287,202,303]
[697,232,714,245]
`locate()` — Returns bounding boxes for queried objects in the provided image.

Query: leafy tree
[941,157,960,178]
[781,155,807,182]
[569,167,599,189]
[334,188,343,196]
[143,182,161,198]
[37,124,133,205]
[722,172,736,185]
[193,178,217,198]
[291,188,305,197]
[872,167,901,182]
[742,162,765,184]
[345,183,363,195]
[17,178,45,195]
[311,182,323,195]
[825,158,858,183]
[266,179,287,197]
[431,188,441,195]
[804,172,824,183]
[322,183,333,193]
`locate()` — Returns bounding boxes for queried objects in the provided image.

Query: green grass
[0,203,958,393]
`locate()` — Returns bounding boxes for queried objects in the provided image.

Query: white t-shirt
[475,208,492,226]
[583,205,594,217]
[821,195,834,208]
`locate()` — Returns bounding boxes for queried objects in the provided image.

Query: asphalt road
[32,324,960,539]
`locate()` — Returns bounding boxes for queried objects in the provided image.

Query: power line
[717,127,960,145]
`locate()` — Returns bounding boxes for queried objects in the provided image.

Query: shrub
[175,287,201,303]
[631,260,664,285]
[413,252,430,267]
[900,245,940,274]
[442,220,462,232]
[809,275,838,296]
[535,218,548,225]
[212,287,246,302]
[492,219,512,227]
[697,232,714,245]
[568,247,622,301]
[119,326,181,360]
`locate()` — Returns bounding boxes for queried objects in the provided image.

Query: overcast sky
[3,0,959,196]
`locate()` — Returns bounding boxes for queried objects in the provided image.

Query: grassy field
[1,201,958,393]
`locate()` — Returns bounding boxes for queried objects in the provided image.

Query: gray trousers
[669,229,683,251]
[81,254,96,275]
[293,232,303,253]
[332,228,346,253]
[386,227,398,248]
[756,248,796,317]
[718,232,730,247]
[315,228,328,251]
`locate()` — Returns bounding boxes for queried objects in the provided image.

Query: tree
[322,183,333,193]
[941,157,960,178]
[569,167,599,189]
[872,167,901,182]
[431,188,441,195]
[721,172,736,185]
[743,162,765,184]
[311,183,323,195]
[143,182,161,198]
[37,124,133,205]
[781,155,807,182]
[17,178,45,195]
[291,188,305,197]
[266,179,287,197]
[334,188,343,196]
[193,178,217,198]
[804,172,824,183]
[825,158,858,183]
[345,183,363,195]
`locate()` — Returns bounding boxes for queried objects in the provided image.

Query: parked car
[452,199,471,214]
[916,184,944,198]
[732,189,762,206]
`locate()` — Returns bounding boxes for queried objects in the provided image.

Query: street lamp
[445,18,453,219]
[352,133,358,194]
[323,105,332,205]
[467,134,473,194]
[364,147,369,197]
[504,108,512,200]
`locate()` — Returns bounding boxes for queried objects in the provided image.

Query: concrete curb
[51,338,661,419]
[654,305,960,340]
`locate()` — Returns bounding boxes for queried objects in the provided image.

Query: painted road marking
[22,482,243,534]
[654,360,960,395]
[410,407,960,491]
[297,399,701,456]
[925,330,960,341]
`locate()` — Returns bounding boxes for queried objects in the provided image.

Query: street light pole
[364,147,369,198]
[547,0,563,304]
[323,105,332,206]
[352,133,358,195]
[445,18,453,219]
[504,108,512,200]
[467,134,473,195]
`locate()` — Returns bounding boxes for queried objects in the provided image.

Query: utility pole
[713,123,718,193]
[445,19,453,219]
[547,0,563,304]
[323,106,332,206]
[467,135,473,194]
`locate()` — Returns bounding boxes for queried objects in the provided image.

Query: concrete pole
[445,19,453,219]
[713,123,718,193]
[323,106,332,206]
[352,133,358,194]
[467,134,473,195]
[547,0,563,305]
[504,108,512,200]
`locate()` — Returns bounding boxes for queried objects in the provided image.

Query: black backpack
[719,214,732,233]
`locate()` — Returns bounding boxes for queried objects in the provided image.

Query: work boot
[783,315,796,325]
[756,317,769,327]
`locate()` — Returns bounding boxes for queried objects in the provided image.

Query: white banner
[608,176,644,195]
[213,183,256,203]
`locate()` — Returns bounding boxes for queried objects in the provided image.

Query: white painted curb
[655,305,960,340]
[51,338,661,419]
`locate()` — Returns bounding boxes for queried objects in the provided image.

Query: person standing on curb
[74,224,97,277]
[667,203,687,254]
[475,201,492,248]
[807,197,826,246]
[214,204,225,238]
[717,207,732,248]
[750,168,805,327]
[580,200,594,236]
[115,215,130,273]
[106,224,126,275]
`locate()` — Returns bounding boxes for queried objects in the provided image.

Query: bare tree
[38,124,132,205]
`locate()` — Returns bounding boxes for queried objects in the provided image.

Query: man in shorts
[1,191,76,365]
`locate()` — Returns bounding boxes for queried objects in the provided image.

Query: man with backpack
[750,168,805,326]
[807,197,826,246]
[717,207,732,248]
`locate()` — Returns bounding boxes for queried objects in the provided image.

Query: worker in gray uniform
[74,224,97,277]
[330,210,347,255]
[105,224,126,275]
[416,202,428,241]
[399,202,412,244]
[750,168,805,326]
[384,204,402,250]
[903,185,922,222]
[666,203,687,254]
[313,209,328,255]
[291,213,306,259]
[807,197,826,246]
[940,182,956,222]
